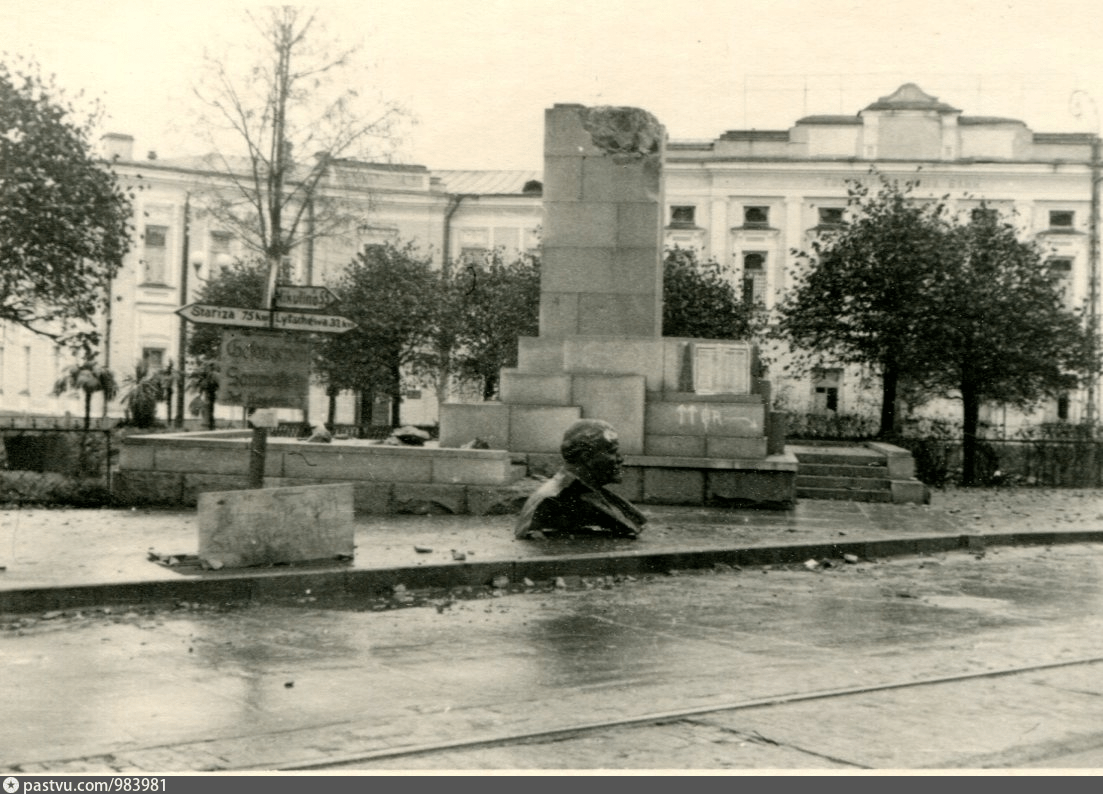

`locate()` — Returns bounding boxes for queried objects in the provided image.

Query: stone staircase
[789,443,928,504]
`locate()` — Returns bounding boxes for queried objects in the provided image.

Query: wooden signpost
[177,284,355,487]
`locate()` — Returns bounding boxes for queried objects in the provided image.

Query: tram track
[279,653,1103,770]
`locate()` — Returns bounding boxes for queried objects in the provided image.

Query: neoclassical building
[2,84,1097,432]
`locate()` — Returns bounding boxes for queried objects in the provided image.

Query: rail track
[279,654,1103,770]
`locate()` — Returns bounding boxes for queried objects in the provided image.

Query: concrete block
[645,401,764,437]
[198,483,355,568]
[542,202,617,248]
[616,202,662,247]
[644,434,706,457]
[643,468,704,505]
[352,482,394,514]
[508,405,582,452]
[540,292,580,337]
[517,337,565,371]
[706,436,769,459]
[438,403,510,449]
[577,292,659,337]
[542,247,616,293]
[500,371,573,405]
[154,443,270,476]
[579,155,621,202]
[181,473,252,506]
[570,374,645,455]
[891,479,929,505]
[118,443,155,471]
[542,155,583,202]
[281,446,433,483]
[113,470,183,507]
[606,466,643,503]
[431,452,514,485]
[866,442,918,479]
[544,105,603,157]
[563,337,666,389]
[708,470,796,506]
[393,483,467,515]
[767,411,788,456]
[611,247,663,293]
[467,481,540,516]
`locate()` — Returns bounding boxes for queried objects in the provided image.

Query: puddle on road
[920,594,1014,613]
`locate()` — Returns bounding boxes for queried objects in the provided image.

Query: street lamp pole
[1071,90,1100,426]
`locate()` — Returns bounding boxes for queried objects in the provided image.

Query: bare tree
[192,6,406,303]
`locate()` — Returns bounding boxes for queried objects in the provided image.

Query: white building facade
[2,84,1097,434]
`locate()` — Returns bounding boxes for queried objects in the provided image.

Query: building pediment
[863,83,961,114]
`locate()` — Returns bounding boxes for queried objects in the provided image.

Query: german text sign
[218,330,311,409]
[273,284,338,311]
[177,303,356,333]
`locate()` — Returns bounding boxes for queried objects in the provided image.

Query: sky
[2,0,1103,171]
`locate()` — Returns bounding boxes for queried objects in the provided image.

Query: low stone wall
[115,430,534,515]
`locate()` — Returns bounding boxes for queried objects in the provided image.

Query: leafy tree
[452,251,540,400]
[192,6,405,303]
[776,174,952,436]
[186,358,221,431]
[316,241,437,426]
[0,55,134,350]
[52,355,118,431]
[119,361,163,428]
[662,246,763,340]
[923,206,1097,484]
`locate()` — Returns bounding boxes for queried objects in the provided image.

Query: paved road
[3,543,1103,772]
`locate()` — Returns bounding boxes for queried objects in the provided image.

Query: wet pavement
[2,487,1103,613]
[3,541,1103,771]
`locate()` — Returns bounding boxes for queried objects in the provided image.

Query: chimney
[100,133,134,162]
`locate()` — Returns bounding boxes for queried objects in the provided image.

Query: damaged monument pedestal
[439,103,797,507]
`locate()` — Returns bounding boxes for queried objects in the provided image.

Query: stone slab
[616,202,663,247]
[642,468,705,505]
[280,446,433,483]
[539,292,581,337]
[577,292,659,337]
[438,403,510,449]
[542,202,617,248]
[198,483,354,569]
[431,454,514,486]
[508,405,582,452]
[516,336,566,372]
[113,470,183,507]
[706,436,769,459]
[562,337,666,389]
[541,247,616,294]
[644,434,706,457]
[500,371,573,405]
[891,479,930,505]
[646,401,765,438]
[570,374,646,455]
[866,441,918,479]
[707,470,796,506]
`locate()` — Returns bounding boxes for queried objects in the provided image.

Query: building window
[812,369,842,414]
[210,231,234,270]
[1048,258,1073,307]
[744,206,770,227]
[818,207,844,226]
[742,252,767,305]
[142,225,169,285]
[1049,210,1075,229]
[670,205,696,227]
[1057,393,1070,422]
[142,347,165,373]
[460,247,489,264]
[971,207,999,223]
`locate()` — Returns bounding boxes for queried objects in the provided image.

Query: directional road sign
[273,284,339,311]
[176,303,357,333]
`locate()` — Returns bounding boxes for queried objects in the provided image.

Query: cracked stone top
[580,106,664,159]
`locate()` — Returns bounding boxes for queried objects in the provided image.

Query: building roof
[958,116,1027,126]
[719,130,790,142]
[434,170,543,195]
[795,115,862,125]
[863,83,961,114]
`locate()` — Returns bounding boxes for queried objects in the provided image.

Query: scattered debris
[523,578,535,587]
[843,553,860,564]
[554,576,568,589]
[451,550,467,561]
[491,575,509,589]
[803,559,819,571]
[392,583,407,594]
[414,546,433,554]
[459,438,490,450]
[284,681,294,688]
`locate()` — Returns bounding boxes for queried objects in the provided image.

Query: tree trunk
[84,392,93,431]
[879,362,899,438]
[961,382,981,486]
[206,388,217,430]
[482,371,499,401]
[327,389,337,427]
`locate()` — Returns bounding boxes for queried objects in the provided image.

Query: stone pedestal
[439,104,796,507]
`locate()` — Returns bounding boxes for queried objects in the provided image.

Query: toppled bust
[514,419,645,540]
